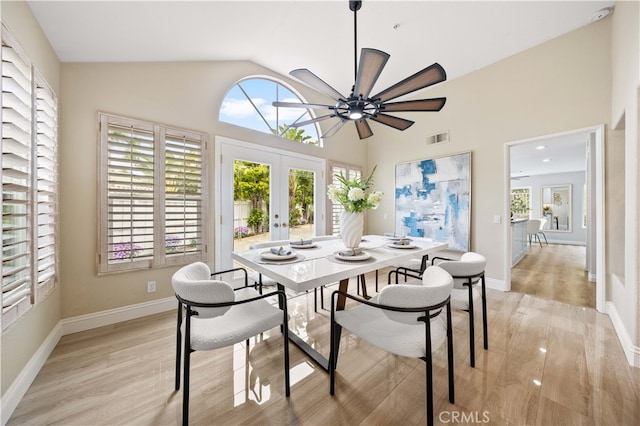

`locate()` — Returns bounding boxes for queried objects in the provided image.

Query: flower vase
[340,211,364,248]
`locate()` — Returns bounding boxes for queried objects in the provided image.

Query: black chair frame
[174,268,290,426]
[431,256,488,368]
[329,290,454,426]
[387,254,430,284]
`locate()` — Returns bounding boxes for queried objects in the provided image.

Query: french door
[216,137,326,269]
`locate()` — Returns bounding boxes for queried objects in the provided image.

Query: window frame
[219,76,322,146]
[97,113,209,274]
[2,24,59,331]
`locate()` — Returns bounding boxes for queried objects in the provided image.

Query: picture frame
[394,151,471,252]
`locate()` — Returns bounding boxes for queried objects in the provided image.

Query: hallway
[511,243,595,308]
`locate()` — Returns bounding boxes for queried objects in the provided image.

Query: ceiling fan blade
[321,119,347,138]
[290,114,336,128]
[354,120,374,139]
[273,101,334,110]
[380,97,447,112]
[369,113,414,131]
[353,48,390,99]
[372,63,446,103]
[290,69,345,101]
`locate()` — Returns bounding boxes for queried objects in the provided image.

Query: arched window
[219,77,321,146]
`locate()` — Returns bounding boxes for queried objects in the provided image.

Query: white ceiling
[26,0,613,175]
[510,132,589,178]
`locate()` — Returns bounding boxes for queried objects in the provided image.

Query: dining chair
[172,262,290,426]
[329,265,455,426]
[431,252,487,368]
[537,218,549,245]
[526,219,543,247]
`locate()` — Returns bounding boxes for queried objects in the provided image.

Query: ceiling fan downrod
[350,1,362,82]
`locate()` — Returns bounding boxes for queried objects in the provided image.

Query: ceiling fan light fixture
[273,0,447,139]
[348,107,364,120]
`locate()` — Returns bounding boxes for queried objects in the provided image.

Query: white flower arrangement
[327,165,383,213]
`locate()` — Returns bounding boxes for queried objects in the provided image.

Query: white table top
[232,235,448,293]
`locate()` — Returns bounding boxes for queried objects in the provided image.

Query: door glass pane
[233,160,270,252]
[288,168,315,241]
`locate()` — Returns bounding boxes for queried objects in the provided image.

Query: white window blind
[2,27,33,328]
[163,130,205,264]
[328,163,362,235]
[34,73,58,299]
[98,113,207,273]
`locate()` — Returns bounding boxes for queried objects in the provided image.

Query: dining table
[232,234,448,370]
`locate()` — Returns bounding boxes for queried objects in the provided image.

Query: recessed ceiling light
[536,145,547,150]
[590,7,613,23]
[542,158,551,163]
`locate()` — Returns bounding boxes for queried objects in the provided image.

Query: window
[219,77,321,145]
[97,113,208,273]
[510,188,531,219]
[2,25,59,330]
[328,162,362,235]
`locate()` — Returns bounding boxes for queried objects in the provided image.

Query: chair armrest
[330,290,449,319]
[176,288,286,310]
[431,256,453,265]
[211,267,249,288]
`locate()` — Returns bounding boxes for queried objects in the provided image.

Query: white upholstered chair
[526,219,544,247]
[329,266,455,426]
[172,262,290,426]
[431,252,487,367]
[537,218,549,245]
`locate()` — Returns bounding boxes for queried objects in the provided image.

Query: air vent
[426,131,449,145]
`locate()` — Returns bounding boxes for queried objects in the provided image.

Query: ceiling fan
[273,0,447,140]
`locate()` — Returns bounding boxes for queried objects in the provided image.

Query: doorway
[504,125,605,312]
[215,137,326,269]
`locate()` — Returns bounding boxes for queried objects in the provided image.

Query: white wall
[511,171,586,244]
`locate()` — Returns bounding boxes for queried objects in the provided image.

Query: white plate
[386,235,410,241]
[289,243,317,249]
[334,251,371,261]
[387,243,416,249]
[260,251,297,261]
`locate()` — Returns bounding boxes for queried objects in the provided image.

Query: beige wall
[59,61,366,318]
[366,17,612,283]
[611,0,640,347]
[1,0,62,396]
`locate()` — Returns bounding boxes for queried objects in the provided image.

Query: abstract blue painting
[394,152,471,252]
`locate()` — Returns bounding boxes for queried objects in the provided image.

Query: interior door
[217,138,325,269]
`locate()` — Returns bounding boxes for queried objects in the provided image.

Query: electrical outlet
[146,281,156,293]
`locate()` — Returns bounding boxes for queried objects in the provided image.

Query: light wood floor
[511,243,596,308]
[8,269,639,425]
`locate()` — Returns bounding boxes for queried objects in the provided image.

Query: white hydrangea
[367,190,383,207]
[347,187,365,201]
[327,184,340,202]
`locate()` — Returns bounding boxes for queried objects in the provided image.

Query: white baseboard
[606,301,640,368]
[2,297,177,424]
[486,277,506,291]
[588,272,596,282]
[62,296,176,335]
[543,240,586,246]
[1,322,63,426]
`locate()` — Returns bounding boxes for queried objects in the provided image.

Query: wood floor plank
[7,267,638,426]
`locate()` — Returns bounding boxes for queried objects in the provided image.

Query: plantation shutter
[98,113,208,273]
[2,28,33,325]
[100,115,155,272]
[329,164,361,235]
[163,129,206,264]
[34,73,58,299]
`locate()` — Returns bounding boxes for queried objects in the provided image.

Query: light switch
[493,215,501,224]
